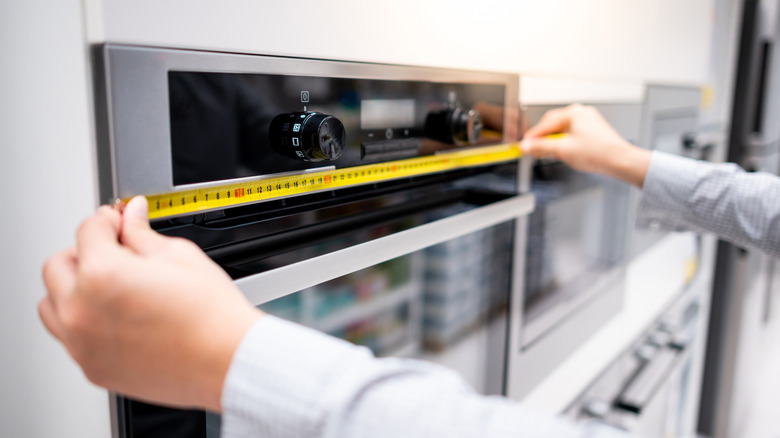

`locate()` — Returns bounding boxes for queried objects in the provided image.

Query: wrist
[201,306,265,412]
[603,140,651,188]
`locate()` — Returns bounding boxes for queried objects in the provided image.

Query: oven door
[505,103,637,398]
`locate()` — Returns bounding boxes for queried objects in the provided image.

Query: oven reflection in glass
[261,220,513,389]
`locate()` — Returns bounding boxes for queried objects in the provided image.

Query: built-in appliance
[94,44,534,438]
[699,1,780,437]
[504,103,639,398]
[566,259,710,438]
[519,84,716,433]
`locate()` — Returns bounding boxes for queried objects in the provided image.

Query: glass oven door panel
[260,220,514,395]
[522,164,629,347]
[261,254,425,358]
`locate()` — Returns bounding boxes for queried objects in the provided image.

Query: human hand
[39,196,262,412]
[521,104,651,187]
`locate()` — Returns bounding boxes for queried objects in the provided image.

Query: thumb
[520,137,566,160]
[120,196,168,255]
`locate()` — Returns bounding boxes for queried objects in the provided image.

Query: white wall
[0,1,112,436]
[1,1,714,436]
[92,0,713,85]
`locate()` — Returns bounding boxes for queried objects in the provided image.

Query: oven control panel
[96,44,520,215]
[167,71,509,186]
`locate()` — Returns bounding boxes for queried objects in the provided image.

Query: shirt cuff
[636,150,704,232]
[220,315,373,438]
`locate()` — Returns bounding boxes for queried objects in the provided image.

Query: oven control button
[270,112,345,161]
[425,107,483,146]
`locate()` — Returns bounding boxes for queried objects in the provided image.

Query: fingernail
[96,205,114,215]
[520,139,531,152]
[125,196,149,219]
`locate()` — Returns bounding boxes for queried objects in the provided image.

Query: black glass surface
[168,71,506,186]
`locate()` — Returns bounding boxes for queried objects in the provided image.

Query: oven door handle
[234,192,535,306]
[614,346,684,414]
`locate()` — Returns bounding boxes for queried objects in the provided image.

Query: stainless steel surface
[506,272,624,397]
[237,192,534,306]
[522,266,624,346]
[699,2,780,436]
[98,44,520,200]
[618,348,683,411]
[504,102,638,399]
[706,248,769,438]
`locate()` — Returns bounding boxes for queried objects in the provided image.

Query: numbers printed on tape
[135,143,522,220]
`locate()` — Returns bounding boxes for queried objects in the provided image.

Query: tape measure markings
[139,143,521,220]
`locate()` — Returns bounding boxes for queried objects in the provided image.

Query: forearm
[221,316,628,438]
[638,151,780,258]
[602,142,652,188]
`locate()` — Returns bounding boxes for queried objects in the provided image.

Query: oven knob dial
[270,111,345,162]
[425,107,483,146]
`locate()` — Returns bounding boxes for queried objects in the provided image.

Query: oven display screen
[360,99,415,129]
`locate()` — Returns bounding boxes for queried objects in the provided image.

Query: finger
[38,296,66,342]
[42,247,78,306]
[120,196,170,256]
[523,106,576,139]
[520,136,568,159]
[76,206,123,263]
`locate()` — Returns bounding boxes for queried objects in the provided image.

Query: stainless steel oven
[93,44,534,438]
[505,103,639,398]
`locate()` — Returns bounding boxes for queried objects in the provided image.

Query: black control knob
[269,111,345,161]
[424,107,483,146]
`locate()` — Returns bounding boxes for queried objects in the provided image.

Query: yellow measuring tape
[137,142,522,220]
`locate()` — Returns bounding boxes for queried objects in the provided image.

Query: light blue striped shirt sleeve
[637,151,780,258]
[220,315,629,438]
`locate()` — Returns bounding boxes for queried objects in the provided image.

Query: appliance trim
[235,192,535,306]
